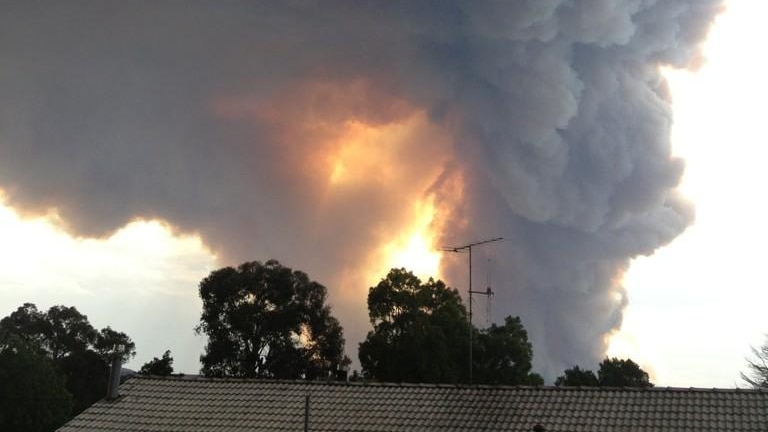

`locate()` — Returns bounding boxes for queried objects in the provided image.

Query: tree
[43,305,98,360]
[0,332,73,432]
[58,350,109,415]
[139,350,174,376]
[196,259,349,379]
[598,357,653,387]
[0,303,136,416]
[0,303,48,351]
[555,365,599,386]
[474,316,543,385]
[94,326,136,363]
[359,268,469,383]
[359,268,541,385]
[741,339,768,388]
[0,304,132,362]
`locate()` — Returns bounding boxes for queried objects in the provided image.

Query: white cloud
[0,201,217,374]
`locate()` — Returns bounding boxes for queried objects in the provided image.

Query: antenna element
[441,236,503,385]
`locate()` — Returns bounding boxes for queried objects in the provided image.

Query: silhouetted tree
[474,316,543,385]
[360,268,541,385]
[196,259,349,379]
[598,357,653,387]
[741,338,768,388]
[94,326,136,363]
[0,303,50,352]
[555,365,599,386]
[0,338,73,432]
[58,350,109,415]
[0,303,136,416]
[139,350,174,376]
[359,268,469,383]
[43,305,98,360]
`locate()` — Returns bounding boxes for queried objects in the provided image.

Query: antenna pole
[441,236,503,385]
[469,245,473,384]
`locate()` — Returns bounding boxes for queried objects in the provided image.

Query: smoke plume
[0,0,723,377]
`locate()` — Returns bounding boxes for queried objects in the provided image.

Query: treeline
[194,261,544,385]
[8,258,739,431]
[0,304,135,431]
[192,260,653,388]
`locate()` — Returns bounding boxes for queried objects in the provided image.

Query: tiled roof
[59,376,768,431]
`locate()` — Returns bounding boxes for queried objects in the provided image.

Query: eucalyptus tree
[196,259,349,379]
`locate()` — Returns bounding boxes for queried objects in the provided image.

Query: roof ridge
[126,375,768,392]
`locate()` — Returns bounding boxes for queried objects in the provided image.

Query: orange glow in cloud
[318,110,453,192]
[374,197,442,281]
[322,116,451,285]
[326,119,407,187]
[213,79,463,333]
[315,111,460,285]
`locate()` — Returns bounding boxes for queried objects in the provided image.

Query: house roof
[58,375,768,431]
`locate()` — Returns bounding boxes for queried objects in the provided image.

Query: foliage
[555,359,652,387]
[525,372,545,386]
[0,303,136,416]
[598,357,653,387]
[474,316,542,385]
[196,259,349,379]
[0,338,73,432]
[554,365,599,386]
[94,326,136,363]
[741,339,768,388]
[0,303,50,352]
[58,350,109,415]
[359,268,541,385]
[0,303,136,363]
[359,268,469,383]
[44,305,98,360]
[139,350,174,376]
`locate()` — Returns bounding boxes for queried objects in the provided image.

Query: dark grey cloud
[0,0,723,378]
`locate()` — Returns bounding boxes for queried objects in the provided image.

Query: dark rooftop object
[58,376,768,431]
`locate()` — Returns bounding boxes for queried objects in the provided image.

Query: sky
[0,0,761,387]
[608,0,768,387]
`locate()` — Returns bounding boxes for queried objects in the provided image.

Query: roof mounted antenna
[441,236,503,385]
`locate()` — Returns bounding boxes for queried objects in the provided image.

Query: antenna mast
[442,236,503,385]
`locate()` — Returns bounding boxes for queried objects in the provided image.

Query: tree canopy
[741,338,768,388]
[196,259,349,379]
[554,365,599,386]
[556,358,653,387]
[0,304,135,363]
[0,339,73,432]
[598,357,653,387]
[359,268,541,385]
[139,350,175,376]
[359,268,469,383]
[43,305,97,360]
[474,316,543,385]
[94,326,136,363]
[0,303,136,416]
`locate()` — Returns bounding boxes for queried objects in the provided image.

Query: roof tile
[58,377,768,431]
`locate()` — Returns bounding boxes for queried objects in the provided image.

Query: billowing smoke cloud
[0,1,722,377]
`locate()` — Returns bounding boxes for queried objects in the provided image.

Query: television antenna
[441,236,503,385]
